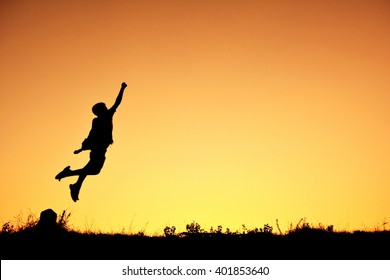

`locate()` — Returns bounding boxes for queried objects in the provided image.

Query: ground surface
[1,228,389,260]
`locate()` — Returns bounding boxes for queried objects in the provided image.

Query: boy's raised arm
[110,82,127,112]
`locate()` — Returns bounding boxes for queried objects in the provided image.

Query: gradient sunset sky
[1,0,389,235]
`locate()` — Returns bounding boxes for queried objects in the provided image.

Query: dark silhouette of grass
[1,211,389,260]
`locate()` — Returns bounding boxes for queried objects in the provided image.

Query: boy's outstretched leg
[59,151,106,202]
[55,166,71,181]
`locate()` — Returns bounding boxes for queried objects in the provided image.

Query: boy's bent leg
[70,184,80,202]
[70,174,87,202]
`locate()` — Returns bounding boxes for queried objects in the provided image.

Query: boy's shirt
[86,108,116,149]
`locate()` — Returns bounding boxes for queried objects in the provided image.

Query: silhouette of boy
[55,82,127,202]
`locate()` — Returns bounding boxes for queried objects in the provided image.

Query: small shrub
[164,226,176,237]
[15,212,38,231]
[1,222,15,235]
[186,221,202,234]
[57,210,71,231]
[263,224,273,234]
[247,227,260,234]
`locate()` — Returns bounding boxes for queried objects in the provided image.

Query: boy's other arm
[110,82,127,112]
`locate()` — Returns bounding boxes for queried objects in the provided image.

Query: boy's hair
[92,102,107,116]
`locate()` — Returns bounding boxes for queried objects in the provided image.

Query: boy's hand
[121,82,127,89]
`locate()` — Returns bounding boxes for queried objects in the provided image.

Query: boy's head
[92,102,107,117]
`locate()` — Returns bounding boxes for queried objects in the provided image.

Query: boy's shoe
[55,166,71,181]
[70,183,80,202]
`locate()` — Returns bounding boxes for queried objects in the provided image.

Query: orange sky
[1,0,389,235]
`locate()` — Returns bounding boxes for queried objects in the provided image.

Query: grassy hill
[1,211,389,260]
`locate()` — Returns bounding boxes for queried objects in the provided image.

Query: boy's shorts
[86,148,107,174]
